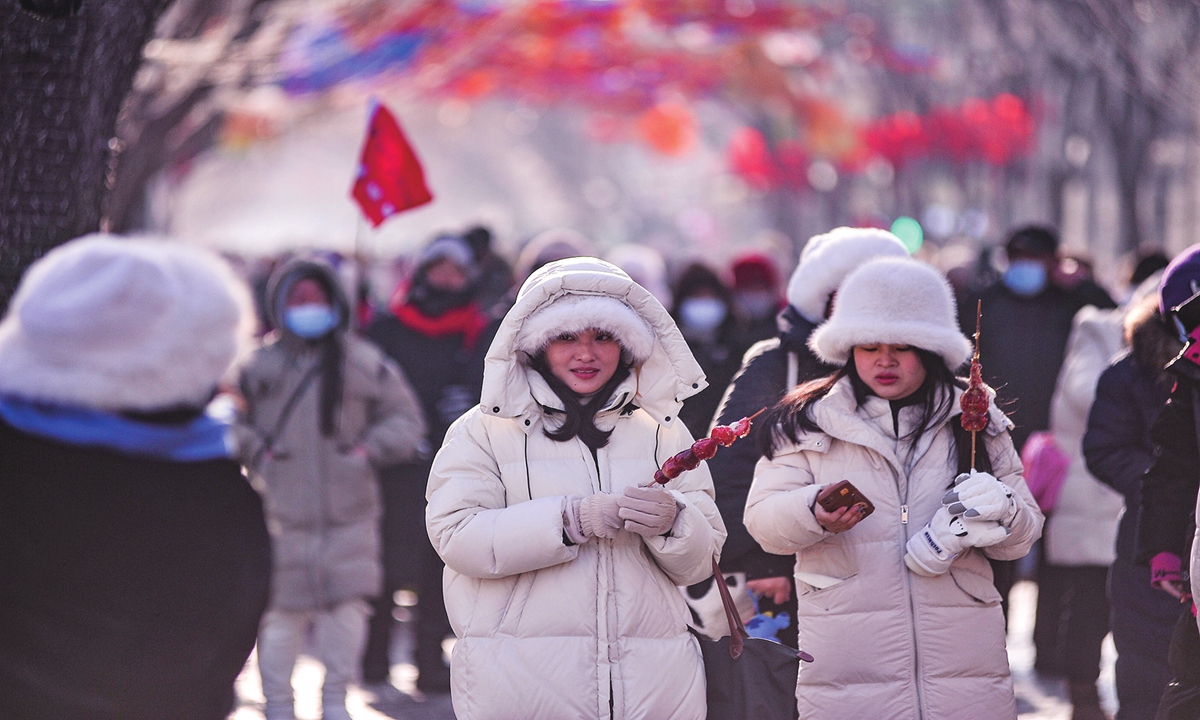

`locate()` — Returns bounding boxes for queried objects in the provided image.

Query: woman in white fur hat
[426,256,726,720]
[744,257,1044,720]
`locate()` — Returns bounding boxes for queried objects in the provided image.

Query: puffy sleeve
[359,348,427,466]
[426,411,579,579]
[744,447,829,555]
[645,420,728,586]
[980,429,1044,560]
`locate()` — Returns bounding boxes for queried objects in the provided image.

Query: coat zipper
[890,462,925,718]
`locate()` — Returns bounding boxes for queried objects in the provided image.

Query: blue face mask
[679,297,728,333]
[284,304,339,339]
[1003,260,1047,297]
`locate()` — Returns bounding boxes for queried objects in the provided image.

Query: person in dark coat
[1132,245,1200,719]
[670,262,742,440]
[362,233,501,693]
[959,225,1116,640]
[692,228,909,646]
[0,235,271,720]
[1084,288,1185,720]
[728,251,785,350]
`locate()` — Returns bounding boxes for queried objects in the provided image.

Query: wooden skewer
[970,299,981,472]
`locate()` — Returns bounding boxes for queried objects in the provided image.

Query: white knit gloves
[904,472,1013,577]
[617,485,680,538]
[564,486,682,545]
[942,471,1019,526]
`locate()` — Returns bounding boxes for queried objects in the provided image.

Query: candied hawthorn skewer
[959,300,989,469]
[649,411,760,486]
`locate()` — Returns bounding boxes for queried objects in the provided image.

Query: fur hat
[515,293,655,365]
[809,257,972,369]
[0,234,254,412]
[787,227,910,323]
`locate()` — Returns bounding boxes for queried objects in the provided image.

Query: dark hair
[529,353,633,450]
[758,348,962,460]
[1005,225,1059,257]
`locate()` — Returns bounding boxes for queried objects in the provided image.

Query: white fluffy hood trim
[809,257,972,369]
[787,227,910,324]
[482,257,706,431]
[0,234,254,412]
[516,294,655,365]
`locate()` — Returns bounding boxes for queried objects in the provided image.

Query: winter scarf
[391,285,489,351]
[0,396,233,461]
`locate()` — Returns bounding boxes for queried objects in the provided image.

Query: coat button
[692,383,698,389]
[493,406,500,413]
[665,416,671,422]
[524,419,530,426]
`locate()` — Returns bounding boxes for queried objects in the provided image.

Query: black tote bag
[695,557,813,720]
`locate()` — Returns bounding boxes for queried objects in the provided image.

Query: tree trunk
[0,0,171,310]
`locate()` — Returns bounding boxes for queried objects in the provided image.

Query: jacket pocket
[328,451,379,524]
[795,573,859,614]
[948,564,1003,605]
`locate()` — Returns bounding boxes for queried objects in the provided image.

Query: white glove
[617,485,680,538]
[904,506,1009,577]
[579,493,623,539]
[942,471,1018,526]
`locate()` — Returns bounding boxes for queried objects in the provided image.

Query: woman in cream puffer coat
[745,258,1043,720]
[426,257,727,720]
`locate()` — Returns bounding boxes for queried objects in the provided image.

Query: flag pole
[353,215,368,330]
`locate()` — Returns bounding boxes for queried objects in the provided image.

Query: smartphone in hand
[816,480,875,519]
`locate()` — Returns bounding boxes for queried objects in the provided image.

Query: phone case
[816,480,876,518]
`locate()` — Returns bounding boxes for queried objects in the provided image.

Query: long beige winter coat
[426,258,727,720]
[745,377,1043,720]
[237,261,425,611]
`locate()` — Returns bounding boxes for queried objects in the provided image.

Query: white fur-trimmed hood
[788,227,911,324]
[482,257,706,431]
[0,234,254,412]
[809,257,972,369]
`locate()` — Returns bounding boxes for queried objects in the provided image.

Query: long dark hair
[529,352,633,450]
[758,348,962,460]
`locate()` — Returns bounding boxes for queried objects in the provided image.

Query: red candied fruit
[692,437,719,460]
[660,456,684,479]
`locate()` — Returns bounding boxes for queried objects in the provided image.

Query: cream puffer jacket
[426,258,727,720]
[745,377,1043,720]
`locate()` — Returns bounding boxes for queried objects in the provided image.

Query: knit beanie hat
[787,227,911,324]
[1159,243,1200,314]
[418,233,477,275]
[0,234,254,412]
[730,252,780,291]
[809,257,972,369]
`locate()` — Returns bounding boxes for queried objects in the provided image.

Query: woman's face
[544,328,623,398]
[853,344,927,401]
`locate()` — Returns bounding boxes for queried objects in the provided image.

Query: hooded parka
[745,377,1043,720]
[426,258,727,720]
[236,259,425,610]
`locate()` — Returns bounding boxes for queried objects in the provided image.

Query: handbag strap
[711,556,747,659]
[248,360,322,471]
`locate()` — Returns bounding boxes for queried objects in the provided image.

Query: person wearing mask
[237,257,425,720]
[693,227,909,645]
[0,235,271,720]
[1085,265,1191,720]
[1132,245,1200,719]
[729,251,784,349]
[363,234,500,694]
[959,225,1115,630]
[426,257,725,719]
[746,257,1043,719]
[671,262,740,440]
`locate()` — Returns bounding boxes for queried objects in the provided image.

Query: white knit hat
[515,293,656,365]
[809,257,972,369]
[0,234,254,412]
[787,227,911,323]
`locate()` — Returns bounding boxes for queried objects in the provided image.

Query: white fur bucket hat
[787,227,911,323]
[0,234,254,412]
[515,292,656,365]
[808,257,972,369]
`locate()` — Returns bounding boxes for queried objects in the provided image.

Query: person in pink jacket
[745,257,1044,720]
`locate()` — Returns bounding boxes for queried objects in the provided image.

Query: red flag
[351,101,433,226]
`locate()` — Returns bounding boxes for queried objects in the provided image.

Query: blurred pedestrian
[237,256,425,720]
[426,257,725,719]
[694,227,909,645]
[605,242,673,309]
[1132,245,1200,719]
[0,235,271,720]
[515,227,594,280]
[1085,271,1188,720]
[746,257,1043,720]
[959,225,1116,625]
[729,251,783,349]
[363,234,500,693]
[670,261,740,439]
[462,224,515,316]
